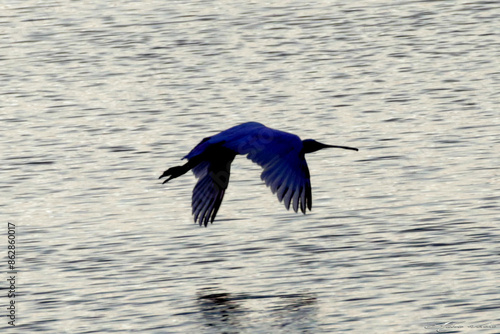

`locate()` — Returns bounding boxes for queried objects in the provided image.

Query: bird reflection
[196,287,318,333]
[197,288,244,333]
[269,293,318,332]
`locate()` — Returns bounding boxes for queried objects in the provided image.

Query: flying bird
[159,122,358,226]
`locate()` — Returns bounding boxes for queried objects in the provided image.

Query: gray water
[1,1,499,333]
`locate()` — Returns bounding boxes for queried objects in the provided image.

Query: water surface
[1,1,499,333]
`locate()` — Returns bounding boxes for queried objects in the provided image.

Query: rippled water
[1,1,499,333]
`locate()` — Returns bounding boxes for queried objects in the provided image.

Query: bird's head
[302,139,359,154]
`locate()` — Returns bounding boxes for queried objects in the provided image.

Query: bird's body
[160,122,357,226]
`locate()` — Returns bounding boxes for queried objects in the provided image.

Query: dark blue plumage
[159,122,358,226]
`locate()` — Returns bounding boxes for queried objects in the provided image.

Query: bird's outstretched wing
[223,124,313,214]
[257,147,312,213]
[190,146,236,227]
[182,122,312,224]
[251,142,312,214]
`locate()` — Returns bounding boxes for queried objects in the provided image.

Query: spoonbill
[159,122,358,226]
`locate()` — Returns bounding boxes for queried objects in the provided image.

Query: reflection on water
[197,287,318,333]
[197,288,246,333]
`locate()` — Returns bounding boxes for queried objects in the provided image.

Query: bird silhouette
[159,122,358,226]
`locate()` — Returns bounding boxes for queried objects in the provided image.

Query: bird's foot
[159,165,187,184]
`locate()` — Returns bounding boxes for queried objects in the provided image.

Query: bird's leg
[159,156,202,184]
[159,163,191,184]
